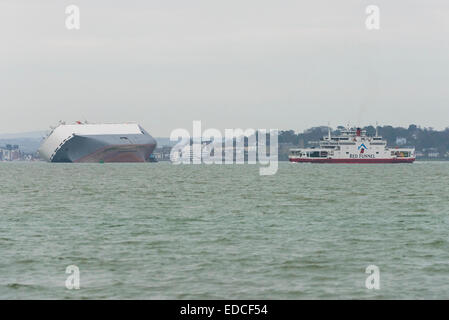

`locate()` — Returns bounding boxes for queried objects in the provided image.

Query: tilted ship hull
[38,123,157,163]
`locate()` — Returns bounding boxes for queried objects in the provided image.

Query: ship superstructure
[289,127,415,163]
[38,122,157,163]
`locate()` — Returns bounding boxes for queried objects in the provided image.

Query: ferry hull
[289,158,415,164]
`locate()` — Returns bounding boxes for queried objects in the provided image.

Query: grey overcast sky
[1,0,448,135]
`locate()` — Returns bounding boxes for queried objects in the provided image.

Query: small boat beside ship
[38,122,157,163]
[289,127,415,163]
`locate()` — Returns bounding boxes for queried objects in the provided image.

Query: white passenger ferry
[289,127,415,163]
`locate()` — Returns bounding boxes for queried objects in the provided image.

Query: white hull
[38,123,157,163]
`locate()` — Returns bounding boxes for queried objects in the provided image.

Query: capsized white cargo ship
[38,122,157,163]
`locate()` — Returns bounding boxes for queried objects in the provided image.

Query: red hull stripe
[289,158,415,164]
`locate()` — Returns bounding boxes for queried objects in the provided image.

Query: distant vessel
[289,127,415,163]
[38,122,157,163]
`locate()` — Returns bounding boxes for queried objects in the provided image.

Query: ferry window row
[290,151,328,158]
[391,151,411,157]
